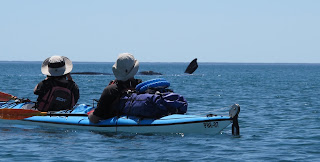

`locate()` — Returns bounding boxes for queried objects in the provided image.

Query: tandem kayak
[0,102,240,135]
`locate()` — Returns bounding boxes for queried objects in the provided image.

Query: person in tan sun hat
[88,53,142,123]
[34,55,79,112]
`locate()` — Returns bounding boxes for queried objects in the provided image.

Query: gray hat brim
[41,56,73,76]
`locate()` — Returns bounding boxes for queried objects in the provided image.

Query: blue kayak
[0,102,240,135]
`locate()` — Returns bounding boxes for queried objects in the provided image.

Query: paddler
[88,53,142,123]
[34,55,80,112]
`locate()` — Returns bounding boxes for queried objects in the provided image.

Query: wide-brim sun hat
[41,55,73,76]
[112,53,139,81]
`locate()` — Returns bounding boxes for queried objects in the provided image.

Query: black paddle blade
[184,58,198,74]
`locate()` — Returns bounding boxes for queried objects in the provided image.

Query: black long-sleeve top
[93,78,142,119]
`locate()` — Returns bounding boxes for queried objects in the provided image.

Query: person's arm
[33,84,39,94]
[66,73,79,103]
[88,112,104,123]
[34,81,44,95]
[89,85,118,123]
[72,83,80,104]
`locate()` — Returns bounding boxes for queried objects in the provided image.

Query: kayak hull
[1,102,239,135]
[20,115,232,134]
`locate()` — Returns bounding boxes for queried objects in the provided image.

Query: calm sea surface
[0,61,319,161]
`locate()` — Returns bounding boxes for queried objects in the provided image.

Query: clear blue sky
[0,0,319,63]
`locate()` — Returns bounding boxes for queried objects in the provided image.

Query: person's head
[41,55,73,77]
[112,53,139,81]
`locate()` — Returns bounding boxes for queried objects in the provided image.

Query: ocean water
[0,61,319,161]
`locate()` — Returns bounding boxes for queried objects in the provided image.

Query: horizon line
[0,60,320,64]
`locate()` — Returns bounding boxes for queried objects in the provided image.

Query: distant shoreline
[0,60,319,65]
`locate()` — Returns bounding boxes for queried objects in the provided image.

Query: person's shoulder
[67,80,79,90]
[108,80,116,85]
[67,79,77,85]
[101,84,118,96]
[106,83,118,89]
[40,78,54,86]
[107,80,120,88]
[35,78,53,91]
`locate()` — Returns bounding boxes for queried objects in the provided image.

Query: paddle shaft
[0,108,88,120]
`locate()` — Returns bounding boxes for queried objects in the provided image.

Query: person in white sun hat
[88,53,142,123]
[34,55,79,112]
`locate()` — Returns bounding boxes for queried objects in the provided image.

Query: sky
[0,0,319,63]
